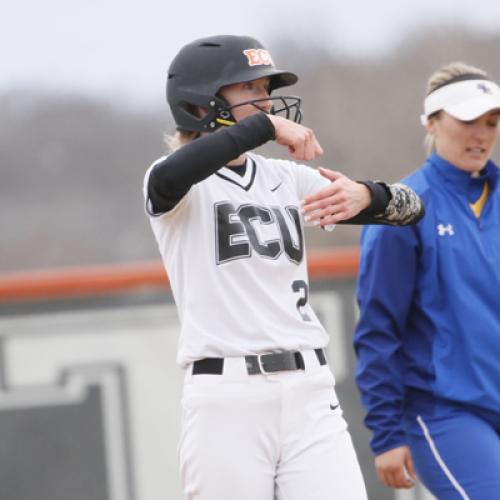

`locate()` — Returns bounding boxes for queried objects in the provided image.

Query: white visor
[420,78,500,126]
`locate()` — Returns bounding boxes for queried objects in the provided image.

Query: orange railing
[0,247,359,303]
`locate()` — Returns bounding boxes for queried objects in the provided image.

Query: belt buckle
[256,353,271,374]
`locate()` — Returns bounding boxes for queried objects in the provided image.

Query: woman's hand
[375,446,417,489]
[267,115,323,161]
[301,168,371,225]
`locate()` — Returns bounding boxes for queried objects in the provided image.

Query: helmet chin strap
[215,117,237,126]
[216,102,269,127]
[215,105,237,127]
[210,94,237,128]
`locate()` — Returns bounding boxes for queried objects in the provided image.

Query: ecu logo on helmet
[243,49,274,67]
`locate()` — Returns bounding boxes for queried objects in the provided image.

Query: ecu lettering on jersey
[215,202,304,265]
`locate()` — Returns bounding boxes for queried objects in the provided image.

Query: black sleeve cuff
[357,180,392,215]
[259,113,276,141]
[232,112,275,146]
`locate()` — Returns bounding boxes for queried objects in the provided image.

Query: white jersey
[143,152,333,367]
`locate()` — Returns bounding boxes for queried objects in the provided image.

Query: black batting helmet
[167,35,302,132]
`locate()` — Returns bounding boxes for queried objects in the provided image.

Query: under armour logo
[437,223,454,236]
[477,83,492,94]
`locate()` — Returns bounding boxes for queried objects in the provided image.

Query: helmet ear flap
[178,101,201,119]
[176,100,207,130]
[172,90,234,131]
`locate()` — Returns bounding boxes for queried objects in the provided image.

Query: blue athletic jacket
[354,151,500,455]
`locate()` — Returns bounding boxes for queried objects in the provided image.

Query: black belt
[192,348,327,375]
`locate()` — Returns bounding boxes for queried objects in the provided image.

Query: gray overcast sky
[2,0,500,109]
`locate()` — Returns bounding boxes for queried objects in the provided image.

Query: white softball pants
[178,349,368,500]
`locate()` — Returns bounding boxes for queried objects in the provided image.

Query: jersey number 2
[292,280,311,322]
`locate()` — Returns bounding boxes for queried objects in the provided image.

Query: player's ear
[196,106,208,118]
[426,111,441,135]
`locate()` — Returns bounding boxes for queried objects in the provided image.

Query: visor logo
[477,83,492,94]
[243,49,274,67]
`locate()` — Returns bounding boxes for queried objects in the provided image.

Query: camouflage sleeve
[378,183,425,226]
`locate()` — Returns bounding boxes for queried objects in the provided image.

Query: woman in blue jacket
[352,62,500,499]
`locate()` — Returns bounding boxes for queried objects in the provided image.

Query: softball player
[352,62,500,499]
[143,35,424,500]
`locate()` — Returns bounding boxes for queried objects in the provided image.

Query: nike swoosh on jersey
[330,403,340,411]
[270,181,283,192]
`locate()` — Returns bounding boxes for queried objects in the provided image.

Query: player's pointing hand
[267,115,323,161]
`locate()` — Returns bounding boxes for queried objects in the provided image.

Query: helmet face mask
[167,35,302,132]
[224,96,303,125]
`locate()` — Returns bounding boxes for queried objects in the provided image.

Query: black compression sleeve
[148,113,276,213]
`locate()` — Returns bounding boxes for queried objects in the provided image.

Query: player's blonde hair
[424,62,488,155]
[164,130,200,151]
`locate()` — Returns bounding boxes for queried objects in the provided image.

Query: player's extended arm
[301,168,424,226]
[147,113,323,214]
[148,113,276,213]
